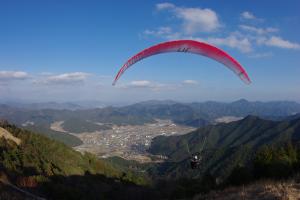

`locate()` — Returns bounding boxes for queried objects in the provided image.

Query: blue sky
[0,0,299,103]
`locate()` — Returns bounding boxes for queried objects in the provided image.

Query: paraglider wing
[113,40,251,85]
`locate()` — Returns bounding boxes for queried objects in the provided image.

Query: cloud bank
[143,3,300,55]
[0,71,29,81]
[36,72,90,85]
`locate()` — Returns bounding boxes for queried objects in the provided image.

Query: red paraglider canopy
[113,40,251,85]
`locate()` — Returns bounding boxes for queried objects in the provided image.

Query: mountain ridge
[148,115,300,179]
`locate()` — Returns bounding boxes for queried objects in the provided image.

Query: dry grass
[0,127,21,145]
[194,179,300,200]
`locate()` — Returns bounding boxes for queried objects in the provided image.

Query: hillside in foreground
[0,120,151,200]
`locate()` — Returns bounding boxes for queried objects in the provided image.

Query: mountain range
[148,115,300,179]
[1,99,299,148]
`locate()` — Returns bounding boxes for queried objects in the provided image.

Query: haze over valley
[1,99,300,163]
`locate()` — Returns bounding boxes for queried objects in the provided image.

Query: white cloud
[241,11,256,20]
[182,80,198,85]
[143,27,181,40]
[144,27,172,37]
[176,7,220,34]
[37,72,91,85]
[205,34,253,53]
[255,36,268,45]
[241,11,256,19]
[239,25,278,35]
[117,80,153,89]
[156,2,175,10]
[156,3,220,34]
[263,36,300,49]
[117,80,178,91]
[240,11,264,22]
[130,80,152,88]
[0,71,29,80]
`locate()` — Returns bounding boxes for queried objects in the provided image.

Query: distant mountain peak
[233,99,249,104]
[240,115,265,124]
[243,115,260,120]
[136,100,178,106]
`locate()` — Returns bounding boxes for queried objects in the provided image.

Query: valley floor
[50,119,195,162]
